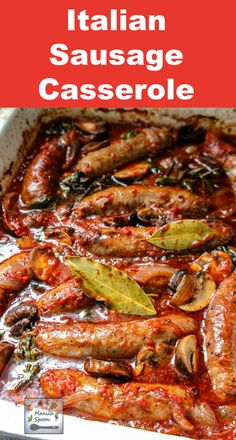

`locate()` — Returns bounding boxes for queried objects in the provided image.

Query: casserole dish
[0,108,236,440]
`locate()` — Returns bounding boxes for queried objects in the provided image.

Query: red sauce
[0,118,235,439]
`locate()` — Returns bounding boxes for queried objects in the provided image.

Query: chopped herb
[155,177,179,187]
[155,156,224,194]
[121,130,138,140]
[15,335,40,362]
[45,120,75,136]
[12,362,40,391]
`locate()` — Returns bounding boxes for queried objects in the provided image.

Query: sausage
[74,127,177,180]
[36,315,196,359]
[37,279,91,316]
[0,253,31,316]
[206,269,236,400]
[77,226,162,258]
[40,369,194,427]
[126,264,176,293]
[76,221,234,258]
[21,130,79,208]
[74,185,203,218]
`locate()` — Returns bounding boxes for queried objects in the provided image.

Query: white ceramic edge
[1,107,236,440]
[0,400,191,440]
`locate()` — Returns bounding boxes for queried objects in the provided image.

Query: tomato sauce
[0,117,236,439]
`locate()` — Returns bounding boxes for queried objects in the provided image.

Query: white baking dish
[0,107,236,440]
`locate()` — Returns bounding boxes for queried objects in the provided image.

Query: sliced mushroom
[135,346,157,377]
[169,270,216,312]
[10,318,32,337]
[169,270,196,306]
[191,250,233,283]
[84,357,132,380]
[5,304,38,326]
[175,335,198,376]
[82,140,109,155]
[5,303,38,337]
[135,343,173,377]
[0,342,14,376]
[114,161,150,181]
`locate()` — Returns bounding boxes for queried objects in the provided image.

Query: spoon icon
[30,424,59,431]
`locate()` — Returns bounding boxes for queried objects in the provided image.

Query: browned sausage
[21,130,79,208]
[40,368,194,428]
[37,279,90,316]
[0,252,31,315]
[36,315,196,359]
[74,127,177,180]
[76,221,234,258]
[74,185,203,218]
[206,269,236,400]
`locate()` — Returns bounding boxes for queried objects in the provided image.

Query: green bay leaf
[147,219,215,250]
[66,257,156,316]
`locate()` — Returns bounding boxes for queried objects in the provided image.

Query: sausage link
[75,127,177,180]
[74,185,203,218]
[22,130,79,208]
[37,279,90,316]
[206,269,236,400]
[41,369,194,425]
[36,315,196,359]
[0,252,31,315]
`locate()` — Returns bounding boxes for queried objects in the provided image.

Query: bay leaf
[66,257,156,316]
[147,219,215,250]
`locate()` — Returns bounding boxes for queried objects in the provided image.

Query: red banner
[0,0,235,107]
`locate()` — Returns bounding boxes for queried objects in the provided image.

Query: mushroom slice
[114,161,150,181]
[179,272,216,312]
[169,270,197,306]
[135,343,173,377]
[5,304,38,326]
[135,346,157,377]
[169,270,216,312]
[84,358,132,380]
[82,140,109,155]
[5,303,38,337]
[190,251,233,283]
[77,119,107,135]
[0,342,14,376]
[175,335,198,376]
